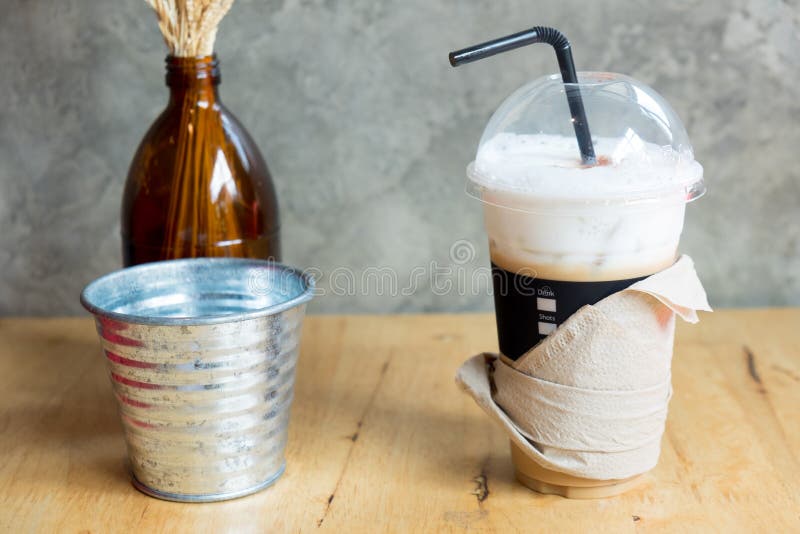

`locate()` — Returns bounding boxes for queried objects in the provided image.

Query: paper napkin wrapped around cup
[456,255,711,480]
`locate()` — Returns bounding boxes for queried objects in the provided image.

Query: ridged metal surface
[81,258,314,502]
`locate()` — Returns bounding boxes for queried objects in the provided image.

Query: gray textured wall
[1,0,798,315]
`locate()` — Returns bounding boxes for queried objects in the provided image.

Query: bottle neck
[165,55,221,106]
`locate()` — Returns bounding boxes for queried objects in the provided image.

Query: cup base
[131,462,286,503]
[510,442,645,499]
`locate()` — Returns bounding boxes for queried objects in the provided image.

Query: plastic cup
[466,72,705,496]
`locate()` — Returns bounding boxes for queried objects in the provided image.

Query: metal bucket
[81,258,314,502]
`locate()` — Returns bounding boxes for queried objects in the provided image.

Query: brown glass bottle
[122,55,280,266]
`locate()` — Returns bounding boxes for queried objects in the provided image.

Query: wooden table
[1,311,799,532]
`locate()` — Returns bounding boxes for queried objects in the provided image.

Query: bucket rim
[80,258,315,327]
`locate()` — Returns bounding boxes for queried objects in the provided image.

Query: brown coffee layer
[509,441,646,498]
[490,250,676,282]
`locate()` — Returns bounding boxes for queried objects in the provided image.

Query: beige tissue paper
[456,255,711,481]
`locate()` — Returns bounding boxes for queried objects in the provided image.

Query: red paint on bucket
[105,350,158,369]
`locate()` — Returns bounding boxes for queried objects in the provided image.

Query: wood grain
[1,311,799,532]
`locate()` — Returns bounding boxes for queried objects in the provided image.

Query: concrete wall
[1,0,798,314]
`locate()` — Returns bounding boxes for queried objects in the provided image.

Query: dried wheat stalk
[145,0,235,56]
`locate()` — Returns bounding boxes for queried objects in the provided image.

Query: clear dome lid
[467,72,705,210]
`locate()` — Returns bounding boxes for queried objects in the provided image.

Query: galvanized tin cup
[81,258,314,502]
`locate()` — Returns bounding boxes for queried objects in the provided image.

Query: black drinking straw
[449,26,596,165]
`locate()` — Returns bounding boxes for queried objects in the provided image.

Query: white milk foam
[474,133,702,200]
[473,134,703,281]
